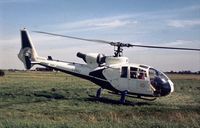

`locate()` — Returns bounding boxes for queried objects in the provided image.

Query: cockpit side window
[121,66,128,78]
[138,69,147,79]
[130,67,147,79]
[130,67,138,79]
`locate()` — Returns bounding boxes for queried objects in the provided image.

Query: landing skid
[87,94,151,106]
[108,91,157,101]
[91,89,156,105]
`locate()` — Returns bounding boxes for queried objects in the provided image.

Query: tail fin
[18,28,39,69]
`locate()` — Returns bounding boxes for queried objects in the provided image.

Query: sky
[0,0,200,72]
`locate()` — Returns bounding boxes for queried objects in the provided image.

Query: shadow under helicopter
[86,94,151,106]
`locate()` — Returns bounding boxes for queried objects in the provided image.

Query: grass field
[0,71,199,128]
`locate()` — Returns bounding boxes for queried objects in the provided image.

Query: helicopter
[18,28,200,104]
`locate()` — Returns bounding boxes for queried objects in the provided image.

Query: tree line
[166,70,200,75]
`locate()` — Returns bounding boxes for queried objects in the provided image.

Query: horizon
[1,68,200,73]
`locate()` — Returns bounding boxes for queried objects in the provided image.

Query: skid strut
[120,90,127,104]
[96,88,102,98]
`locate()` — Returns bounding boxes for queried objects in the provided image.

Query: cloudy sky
[0,0,200,71]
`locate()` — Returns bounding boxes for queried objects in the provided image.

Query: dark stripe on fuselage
[39,64,119,92]
[89,68,107,80]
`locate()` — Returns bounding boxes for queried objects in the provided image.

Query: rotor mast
[111,42,132,57]
[113,42,123,57]
[114,45,123,57]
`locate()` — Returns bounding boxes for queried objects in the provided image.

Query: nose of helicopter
[160,80,174,96]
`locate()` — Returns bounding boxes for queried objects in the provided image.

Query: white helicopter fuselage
[31,56,155,95]
[18,29,174,102]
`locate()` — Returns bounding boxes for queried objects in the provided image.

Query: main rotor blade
[130,44,200,51]
[33,31,111,44]
[33,30,200,51]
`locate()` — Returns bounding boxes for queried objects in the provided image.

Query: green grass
[0,71,199,128]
